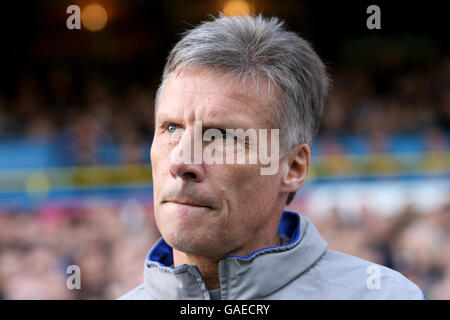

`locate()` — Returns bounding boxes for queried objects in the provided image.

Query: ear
[280,143,310,194]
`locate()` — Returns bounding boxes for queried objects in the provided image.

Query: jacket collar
[142,211,328,299]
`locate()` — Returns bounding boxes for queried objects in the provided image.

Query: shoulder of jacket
[302,249,425,299]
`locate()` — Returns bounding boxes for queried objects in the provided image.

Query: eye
[167,124,178,133]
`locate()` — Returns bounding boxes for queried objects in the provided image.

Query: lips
[163,199,214,209]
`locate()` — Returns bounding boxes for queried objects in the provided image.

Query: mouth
[163,199,214,210]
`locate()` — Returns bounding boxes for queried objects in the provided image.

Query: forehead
[156,67,277,129]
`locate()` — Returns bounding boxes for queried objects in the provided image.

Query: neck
[172,232,281,290]
[173,250,221,289]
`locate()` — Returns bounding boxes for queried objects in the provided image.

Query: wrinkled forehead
[156,66,280,127]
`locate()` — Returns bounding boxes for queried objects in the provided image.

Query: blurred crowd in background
[0,58,449,164]
[0,70,156,166]
[0,197,449,299]
[0,200,159,299]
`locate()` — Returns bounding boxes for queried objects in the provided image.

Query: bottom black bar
[0,300,444,319]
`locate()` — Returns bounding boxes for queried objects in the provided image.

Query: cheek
[210,164,275,213]
[212,166,279,242]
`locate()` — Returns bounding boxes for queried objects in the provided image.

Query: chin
[157,202,213,229]
[157,218,221,257]
[164,229,219,257]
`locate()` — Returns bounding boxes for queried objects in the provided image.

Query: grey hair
[155,13,329,203]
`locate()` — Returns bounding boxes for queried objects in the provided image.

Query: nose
[169,129,205,182]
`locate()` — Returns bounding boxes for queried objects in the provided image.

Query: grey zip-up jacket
[120,211,425,300]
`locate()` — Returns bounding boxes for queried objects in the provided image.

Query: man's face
[151,68,284,258]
